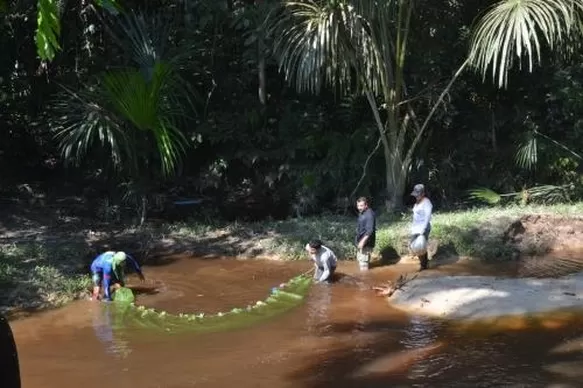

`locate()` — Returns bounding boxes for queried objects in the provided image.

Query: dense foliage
[1,0,582,222]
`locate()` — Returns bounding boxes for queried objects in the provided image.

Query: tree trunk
[383,146,407,212]
[139,193,147,227]
[258,39,267,105]
[364,91,408,212]
[491,109,497,152]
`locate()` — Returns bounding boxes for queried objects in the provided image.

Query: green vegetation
[0,243,91,314]
[169,202,583,260]
[4,0,582,225]
[1,203,582,315]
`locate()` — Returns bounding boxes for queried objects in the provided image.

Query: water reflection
[305,283,332,336]
[91,303,133,359]
[400,315,441,380]
[354,273,372,357]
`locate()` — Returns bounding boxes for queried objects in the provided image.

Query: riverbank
[389,269,583,322]
[2,202,583,316]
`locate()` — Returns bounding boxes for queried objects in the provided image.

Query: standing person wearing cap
[410,184,433,270]
[90,251,145,301]
[355,196,376,271]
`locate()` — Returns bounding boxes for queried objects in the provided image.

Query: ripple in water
[518,252,583,278]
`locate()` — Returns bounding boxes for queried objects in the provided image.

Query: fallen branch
[372,273,418,298]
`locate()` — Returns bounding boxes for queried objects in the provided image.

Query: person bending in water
[90,251,145,301]
[305,239,337,283]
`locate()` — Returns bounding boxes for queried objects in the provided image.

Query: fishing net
[114,287,135,303]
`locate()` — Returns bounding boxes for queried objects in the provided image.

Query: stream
[10,256,583,388]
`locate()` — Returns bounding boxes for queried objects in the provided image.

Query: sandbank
[390,272,583,320]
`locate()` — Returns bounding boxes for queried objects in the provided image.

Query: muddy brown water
[10,255,583,388]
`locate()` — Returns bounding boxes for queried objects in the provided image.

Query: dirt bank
[389,271,583,321]
[504,214,583,255]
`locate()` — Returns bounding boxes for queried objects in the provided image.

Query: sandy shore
[389,272,583,320]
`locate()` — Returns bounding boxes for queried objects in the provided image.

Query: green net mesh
[113,287,135,303]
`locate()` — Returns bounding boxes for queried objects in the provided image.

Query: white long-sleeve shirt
[410,197,433,235]
[305,244,337,282]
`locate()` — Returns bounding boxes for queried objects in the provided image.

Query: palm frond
[467,187,504,204]
[527,184,570,203]
[116,10,171,74]
[469,0,583,87]
[35,0,61,61]
[269,1,355,94]
[52,85,133,171]
[515,130,538,170]
[270,0,390,95]
[53,62,190,177]
[102,70,159,131]
[101,63,189,175]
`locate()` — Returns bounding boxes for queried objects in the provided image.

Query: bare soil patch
[505,214,583,255]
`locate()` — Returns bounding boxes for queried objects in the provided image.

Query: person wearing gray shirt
[305,239,337,283]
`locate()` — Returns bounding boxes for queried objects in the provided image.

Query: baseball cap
[411,183,425,197]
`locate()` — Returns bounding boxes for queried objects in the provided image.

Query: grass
[168,202,583,261]
[1,201,583,315]
[0,243,92,314]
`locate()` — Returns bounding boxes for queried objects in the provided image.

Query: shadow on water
[127,284,160,296]
[431,242,460,263]
[284,252,583,388]
[288,306,583,387]
[373,241,462,271]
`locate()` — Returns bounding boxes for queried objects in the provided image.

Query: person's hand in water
[138,272,146,282]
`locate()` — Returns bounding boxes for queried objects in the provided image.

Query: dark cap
[411,183,425,197]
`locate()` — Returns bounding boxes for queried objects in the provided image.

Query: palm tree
[469,0,583,88]
[51,11,195,224]
[269,0,583,210]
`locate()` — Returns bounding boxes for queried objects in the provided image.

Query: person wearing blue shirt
[90,251,145,301]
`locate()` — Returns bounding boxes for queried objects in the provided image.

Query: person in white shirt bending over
[305,239,338,283]
[410,183,433,271]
